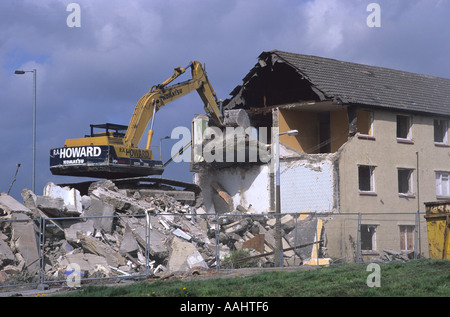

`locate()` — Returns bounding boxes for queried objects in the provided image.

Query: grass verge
[52,259,450,297]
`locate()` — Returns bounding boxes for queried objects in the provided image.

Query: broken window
[398,168,414,196]
[436,172,450,198]
[399,225,415,251]
[361,225,377,253]
[357,110,373,136]
[396,115,412,140]
[434,119,448,144]
[358,165,375,193]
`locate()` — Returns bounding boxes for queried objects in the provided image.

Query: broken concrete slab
[35,195,65,217]
[0,239,15,266]
[43,182,82,215]
[148,229,169,260]
[119,224,140,255]
[253,221,276,251]
[267,214,295,231]
[0,193,34,217]
[223,218,251,235]
[10,213,40,274]
[91,187,131,211]
[63,218,95,243]
[82,197,115,233]
[91,187,154,214]
[59,252,111,278]
[167,237,208,272]
[78,234,127,268]
[23,187,82,218]
[286,216,318,260]
[120,216,169,260]
[172,228,192,241]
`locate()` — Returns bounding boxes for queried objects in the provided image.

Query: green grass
[53,259,450,297]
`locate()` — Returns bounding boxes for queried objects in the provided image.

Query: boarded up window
[400,225,414,251]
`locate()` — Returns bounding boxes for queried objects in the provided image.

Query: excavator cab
[49,123,164,179]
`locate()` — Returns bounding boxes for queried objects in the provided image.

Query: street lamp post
[274,129,298,267]
[15,69,37,193]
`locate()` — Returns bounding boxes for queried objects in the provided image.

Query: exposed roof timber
[225,50,450,117]
[224,52,324,110]
[247,101,345,117]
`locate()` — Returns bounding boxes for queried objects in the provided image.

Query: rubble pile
[0,180,328,285]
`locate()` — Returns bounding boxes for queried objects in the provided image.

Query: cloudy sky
[1,0,450,200]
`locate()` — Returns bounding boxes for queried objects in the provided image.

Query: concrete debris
[379,249,414,262]
[10,213,40,274]
[1,192,34,217]
[0,180,342,285]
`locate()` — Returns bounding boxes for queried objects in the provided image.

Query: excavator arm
[124,61,223,150]
[50,60,249,181]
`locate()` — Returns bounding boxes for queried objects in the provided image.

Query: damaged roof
[225,50,450,117]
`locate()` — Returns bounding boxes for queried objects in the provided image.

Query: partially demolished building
[192,50,450,261]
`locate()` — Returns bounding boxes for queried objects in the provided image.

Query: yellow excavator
[49,61,248,204]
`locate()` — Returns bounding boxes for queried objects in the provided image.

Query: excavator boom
[124,61,223,149]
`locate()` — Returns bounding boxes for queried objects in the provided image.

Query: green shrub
[222,249,258,268]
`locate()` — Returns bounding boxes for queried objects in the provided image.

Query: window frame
[434,119,448,146]
[396,114,413,143]
[357,110,375,140]
[358,165,376,195]
[398,168,415,198]
[436,171,450,199]
[361,224,377,254]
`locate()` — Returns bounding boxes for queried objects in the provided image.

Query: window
[434,119,448,144]
[436,172,450,198]
[357,110,374,137]
[396,115,412,140]
[400,225,415,251]
[361,225,377,253]
[398,168,414,196]
[358,165,375,193]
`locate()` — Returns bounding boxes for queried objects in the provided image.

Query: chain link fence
[0,211,427,290]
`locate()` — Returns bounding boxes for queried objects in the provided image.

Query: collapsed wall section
[193,150,339,214]
[193,164,272,214]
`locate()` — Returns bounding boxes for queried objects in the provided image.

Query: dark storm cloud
[1,0,450,200]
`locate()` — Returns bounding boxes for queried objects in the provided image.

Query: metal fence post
[145,210,150,275]
[414,212,419,260]
[215,213,220,270]
[39,217,45,285]
[316,213,319,266]
[293,212,298,266]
